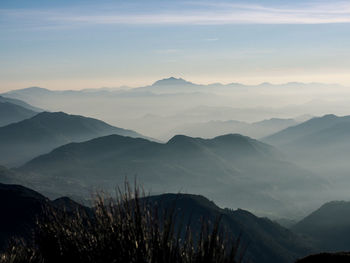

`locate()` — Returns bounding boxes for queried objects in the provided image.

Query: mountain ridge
[17,133,324,217]
[0,111,147,167]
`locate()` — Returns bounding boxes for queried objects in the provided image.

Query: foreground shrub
[1,184,243,263]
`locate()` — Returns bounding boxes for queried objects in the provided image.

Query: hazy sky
[1,0,350,91]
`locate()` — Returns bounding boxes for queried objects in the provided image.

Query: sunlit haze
[1,0,350,91]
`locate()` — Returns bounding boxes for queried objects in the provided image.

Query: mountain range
[15,133,324,217]
[3,78,348,141]
[0,111,146,167]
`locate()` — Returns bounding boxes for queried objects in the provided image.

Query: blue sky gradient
[1,0,350,91]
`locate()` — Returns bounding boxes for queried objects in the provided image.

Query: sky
[0,0,350,91]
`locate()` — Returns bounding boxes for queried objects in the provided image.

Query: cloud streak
[1,1,350,29]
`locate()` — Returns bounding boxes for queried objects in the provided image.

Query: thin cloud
[1,1,350,29]
[55,12,350,25]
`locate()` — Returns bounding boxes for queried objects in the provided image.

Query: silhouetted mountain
[18,134,324,217]
[132,77,200,94]
[0,111,147,167]
[0,95,42,112]
[147,193,314,263]
[0,183,50,250]
[292,201,350,251]
[0,183,89,251]
[0,102,38,127]
[152,77,195,86]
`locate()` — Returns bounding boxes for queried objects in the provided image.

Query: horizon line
[2,77,345,93]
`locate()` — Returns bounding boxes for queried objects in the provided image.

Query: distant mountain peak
[259,82,273,86]
[213,133,248,140]
[34,111,65,117]
[320,114,338,119]
[8,87,51,93]
[26,86,47,91]
[29,111,74,121]
[152,77,194,86]
[167,134,198,144]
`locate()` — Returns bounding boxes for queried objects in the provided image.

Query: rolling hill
[0,111,147,167]
[17,133,324,217]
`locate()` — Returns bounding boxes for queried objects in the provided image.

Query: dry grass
[1,183,243,263]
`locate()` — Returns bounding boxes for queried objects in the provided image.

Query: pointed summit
[152,77,194,86]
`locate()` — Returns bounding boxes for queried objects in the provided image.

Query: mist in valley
[2,78,350,220]
[2,1,350,261]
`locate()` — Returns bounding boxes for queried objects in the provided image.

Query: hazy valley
[2,0,350,261]
[1,79,350,263]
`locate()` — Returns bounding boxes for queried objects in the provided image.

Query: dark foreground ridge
[0,182,314,263]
